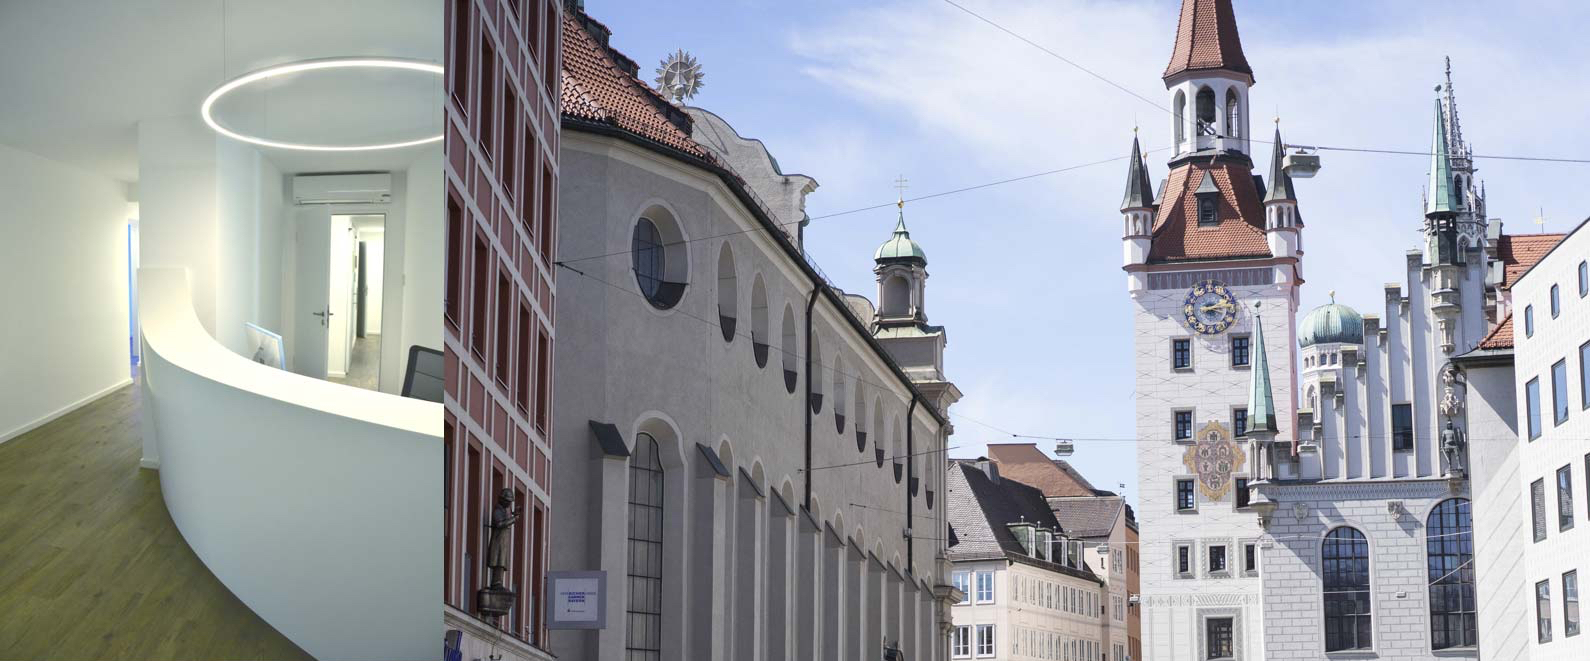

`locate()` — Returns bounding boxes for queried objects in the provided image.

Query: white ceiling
[0,0,442,183]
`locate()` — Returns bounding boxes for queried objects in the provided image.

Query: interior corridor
[0,386,314,661]
[328,335,381,391]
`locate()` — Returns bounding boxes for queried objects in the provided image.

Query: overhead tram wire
[552,148,1169,267]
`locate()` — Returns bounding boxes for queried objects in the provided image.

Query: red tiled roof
[560,12,711,160]
[1163,0,1252,80]
[1479,314,1513,350]
[985,444,1097,498]
[1148,162,1271,263]
[1498,233,1567,290]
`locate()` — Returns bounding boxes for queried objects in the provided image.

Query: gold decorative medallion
[1182,421,1246,501]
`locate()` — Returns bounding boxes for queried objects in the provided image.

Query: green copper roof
[1263,127,1296,203]
[1299,299,1365,347]
[1247,308,1277,435]
[1426,99,1457,216]
[875,212,927,262]
[1120,134,1155,211]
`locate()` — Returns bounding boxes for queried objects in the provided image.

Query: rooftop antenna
[1536,206,1547,233]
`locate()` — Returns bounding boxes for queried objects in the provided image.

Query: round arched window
[632,215,685,309]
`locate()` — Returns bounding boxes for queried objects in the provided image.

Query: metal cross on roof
[893,175,909,208]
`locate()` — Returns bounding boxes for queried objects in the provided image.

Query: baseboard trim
[139,457,161,470]
[0,377,135,446]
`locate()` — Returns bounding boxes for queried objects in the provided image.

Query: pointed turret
[1263,128,1296,204]
[875,210,927,265]
[1121,134,1156,212]
[1426,99,1458,217]
[1247,307,1277,434]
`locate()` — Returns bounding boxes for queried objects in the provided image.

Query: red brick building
[443,0,559,657]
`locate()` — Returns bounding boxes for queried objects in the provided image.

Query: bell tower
[1163,0,1254,159]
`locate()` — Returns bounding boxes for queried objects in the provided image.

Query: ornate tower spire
[1440,56,1470,171]
[1426,99,1458,217]
[1163,0,1253,81]
[1247,305,1277,435]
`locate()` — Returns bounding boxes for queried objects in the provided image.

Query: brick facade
[442,0,560,655]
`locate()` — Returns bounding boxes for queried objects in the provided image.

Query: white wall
[138,116,219,336]
[0,143,134,442]
[138,266,441,661]
[390,148,443,393]
[363,232,384,331]
[329,215,354,376]
[216,138,286,355]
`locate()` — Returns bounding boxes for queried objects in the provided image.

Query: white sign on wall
[546,570,606,629]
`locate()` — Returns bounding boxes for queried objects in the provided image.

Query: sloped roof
[560,11,711,160]
[1498,233,1567,290]
[1149,161,1272,262]
[945,462,1102,584]
[1162,0,1252,81]
[1478,314,1514,350]
[985,444,1097,498]
[1048,497,1123,539]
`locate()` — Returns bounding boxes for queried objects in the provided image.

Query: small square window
[974,571,995,604]
[1172,338,1192,370]
[952,571,970,605]
[1232,408,1248,438]
[1208,544,1227,574]
[1197,196,1218,226]
[1176,544,1192,576]
[1206,617,1234,660]
[1176,479,1196,512]
[1243,542,1259,575]
[1234,478,1250,509]
[1174,410,1194,441]
[1230,335,1250,367]
[1391,403,1414,451]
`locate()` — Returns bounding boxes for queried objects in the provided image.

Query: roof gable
[1499,233,1567,290]
[1149,162,1271,262]
[985,444,1097,498]
[1479,314,1514,350]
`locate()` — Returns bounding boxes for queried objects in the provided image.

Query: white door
[293,207,333,379]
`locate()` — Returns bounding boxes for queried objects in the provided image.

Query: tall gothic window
[1174,90,1186,145]
[1195,86,1216,135]
[1427,498,1477,650]
[1323,527,1372,652]
[1224,88,1240,140]
[627,433,665,660]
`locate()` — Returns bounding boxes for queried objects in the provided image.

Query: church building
[547,5,961,660]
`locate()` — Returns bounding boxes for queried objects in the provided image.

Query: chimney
[974,457,1001,483]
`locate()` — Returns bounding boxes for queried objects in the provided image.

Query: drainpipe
[804,286,820,510]
[906,395,918,567]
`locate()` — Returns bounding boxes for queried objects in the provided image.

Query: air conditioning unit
[292,173,392,205]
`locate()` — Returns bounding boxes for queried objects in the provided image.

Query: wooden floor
[0,385,315,661]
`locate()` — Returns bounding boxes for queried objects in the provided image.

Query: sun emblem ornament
[654,49,704,103]
[1183,421,1246,501]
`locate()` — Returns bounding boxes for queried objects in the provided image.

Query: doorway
[328,214,384,391]
[127,220,140,378]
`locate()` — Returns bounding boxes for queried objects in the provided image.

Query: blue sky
[583,0,1590,508]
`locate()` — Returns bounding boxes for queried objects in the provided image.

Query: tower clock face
[1182,280,1239,335]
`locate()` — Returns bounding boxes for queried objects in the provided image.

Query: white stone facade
[549,110,953,661]
[1131,274,1296,661]
[948,560,1111,661]
[1511,220,1590,660]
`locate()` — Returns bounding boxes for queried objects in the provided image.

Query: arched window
[1195,86,1216,135]
[750,276,768,367]
[1224,87,1241,140]
[781,304,798,393]
[1453,175,1465,208]
[716,244,737,342]
[627,433,665,659]
[809,333,825,412]
[881,275,910,317]
[1323,527,1372,652]
[1173,90,1186,145]
[833,354,848,434]
[1428,499,1477,650]
[633,219,664,300]
[854,381,868,452]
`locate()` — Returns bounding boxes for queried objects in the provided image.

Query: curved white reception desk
[137,266,441,661]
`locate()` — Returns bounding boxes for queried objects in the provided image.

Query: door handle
[312,307,334,327]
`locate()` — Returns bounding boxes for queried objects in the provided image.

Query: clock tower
[1121,1,1301,660]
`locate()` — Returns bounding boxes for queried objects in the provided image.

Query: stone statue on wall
[485,488,520,589]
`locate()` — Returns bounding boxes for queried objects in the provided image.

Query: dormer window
[1197,196,1217,226]
[1194,171,1221,226]
[1036,529,1052,561]
[1008,521,1035,556]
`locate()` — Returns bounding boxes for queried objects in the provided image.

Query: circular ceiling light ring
[201,57,444,152]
